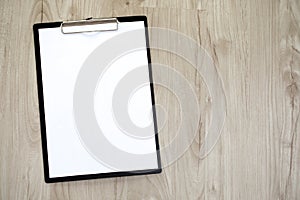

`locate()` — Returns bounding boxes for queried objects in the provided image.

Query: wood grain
[0,0,299,199]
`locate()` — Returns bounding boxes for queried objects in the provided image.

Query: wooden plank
[0,0,47,199]
[279,0,300,199]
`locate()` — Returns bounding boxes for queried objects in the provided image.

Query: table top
[0,0,299,199]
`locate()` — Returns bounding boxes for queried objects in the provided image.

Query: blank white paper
[38,21,158,178]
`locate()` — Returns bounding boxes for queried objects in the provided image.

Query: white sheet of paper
[38,21,158,178]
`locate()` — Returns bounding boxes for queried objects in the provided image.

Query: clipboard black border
[33,16,162,183]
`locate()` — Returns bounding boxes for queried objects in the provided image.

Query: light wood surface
[0,0,300,199]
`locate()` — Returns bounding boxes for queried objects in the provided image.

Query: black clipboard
[33,16,161,183]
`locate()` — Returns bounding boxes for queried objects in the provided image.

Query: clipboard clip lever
[61,17,119,34]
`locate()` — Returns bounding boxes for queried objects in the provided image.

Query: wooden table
[0,0,299,199]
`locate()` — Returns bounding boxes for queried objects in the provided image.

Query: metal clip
[61,17,119,34]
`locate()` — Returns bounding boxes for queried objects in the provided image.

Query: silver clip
[61,17,119,34]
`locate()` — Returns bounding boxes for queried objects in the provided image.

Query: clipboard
[33,16,161,183]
